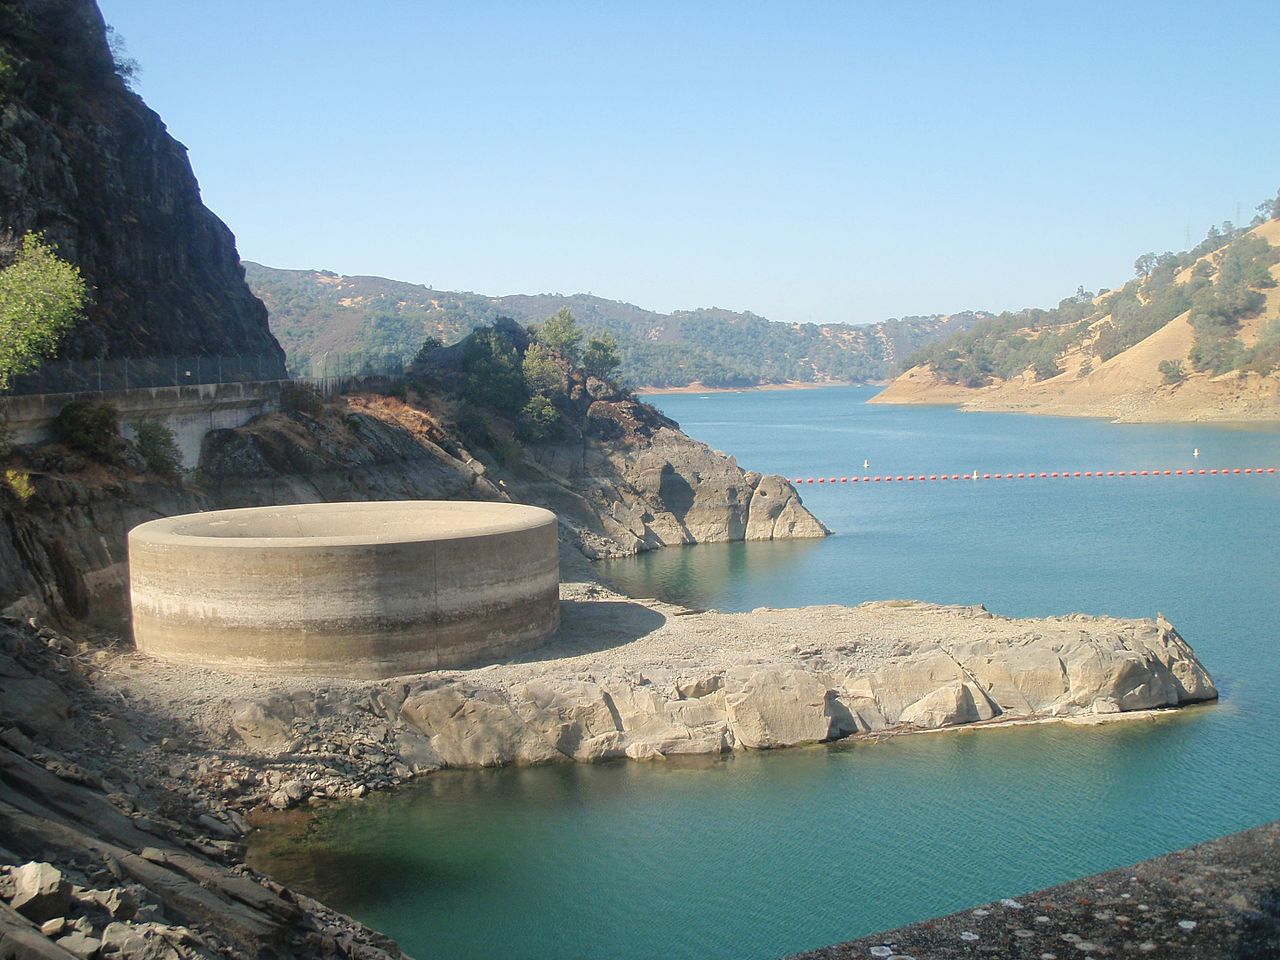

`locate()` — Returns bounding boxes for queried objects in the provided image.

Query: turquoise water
[250,387,1280,959]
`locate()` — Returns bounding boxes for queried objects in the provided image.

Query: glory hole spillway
[126,500,560,678]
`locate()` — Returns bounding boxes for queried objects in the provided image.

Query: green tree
[519,393,558,441]
[413,336,443,365]
[462,328,526,413]
[538,307,583,365]
[0,233,85,389]
[522,341,563,395]
[582,331,621,381]
[1255,188,1279,223]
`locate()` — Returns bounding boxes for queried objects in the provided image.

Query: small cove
[249,387,1280,959]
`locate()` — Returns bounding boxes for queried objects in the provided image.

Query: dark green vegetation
[245,262,983,389]
[414,315,623,449]
[133,418,182,480]
[907,193,1280,386]
[49,398,121,461]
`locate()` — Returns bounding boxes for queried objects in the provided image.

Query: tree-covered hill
[244,262,984,388]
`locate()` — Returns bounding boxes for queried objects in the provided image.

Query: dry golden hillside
[873,219,1280,422]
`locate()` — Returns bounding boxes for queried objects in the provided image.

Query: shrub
[1158,359,1187,384]
[518,393,559,441]
[134,419,182,479]
[492,435,525,467]
[281,382,325,416]
[51,399,120,461]
[3,468,34,502]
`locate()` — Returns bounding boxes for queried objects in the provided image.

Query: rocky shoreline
[0,582,1218,958]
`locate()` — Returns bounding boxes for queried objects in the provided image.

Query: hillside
[873,203,1280,422]
[0,0,284,373]
[244,262,983,389]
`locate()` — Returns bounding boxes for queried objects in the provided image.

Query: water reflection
[597,537,825,611]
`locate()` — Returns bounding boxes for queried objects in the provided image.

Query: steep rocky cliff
[196,388,827,563]
[0,0,284,368]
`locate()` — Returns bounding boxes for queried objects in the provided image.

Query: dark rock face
[0,0,284,368]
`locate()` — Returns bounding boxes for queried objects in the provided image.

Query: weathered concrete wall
[1,381,285,468]
[128,501,560,678]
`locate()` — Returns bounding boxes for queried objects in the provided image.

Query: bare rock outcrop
[131,592,1217,794]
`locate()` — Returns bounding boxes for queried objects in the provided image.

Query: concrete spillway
[127,501,559,678]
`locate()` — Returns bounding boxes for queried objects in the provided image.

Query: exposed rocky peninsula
[0,586,1217,956]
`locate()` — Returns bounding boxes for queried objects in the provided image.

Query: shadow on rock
[516,599,668,661]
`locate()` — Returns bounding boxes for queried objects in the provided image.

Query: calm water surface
[250,387,1280,959]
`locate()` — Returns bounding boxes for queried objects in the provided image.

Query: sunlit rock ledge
[112,586,1218,807]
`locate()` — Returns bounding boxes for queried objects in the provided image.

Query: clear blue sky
[98,0,1279,325]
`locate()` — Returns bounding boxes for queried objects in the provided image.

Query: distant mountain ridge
[243,262,984,388]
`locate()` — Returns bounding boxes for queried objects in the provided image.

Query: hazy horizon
[100,1,1279,326]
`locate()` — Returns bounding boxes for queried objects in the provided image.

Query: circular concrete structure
[128,501,559,678]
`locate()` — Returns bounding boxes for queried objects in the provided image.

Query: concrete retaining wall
[128,501,560,679]
[1,374,400,468]
[1,381,285,468]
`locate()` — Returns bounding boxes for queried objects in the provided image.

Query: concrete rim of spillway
[127,500,561,679]
[135,500,555,548]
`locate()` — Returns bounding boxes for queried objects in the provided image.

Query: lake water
[250,386,1280,959]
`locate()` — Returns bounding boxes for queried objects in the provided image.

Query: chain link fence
[1,352,406,397]
[286,352,407,381]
